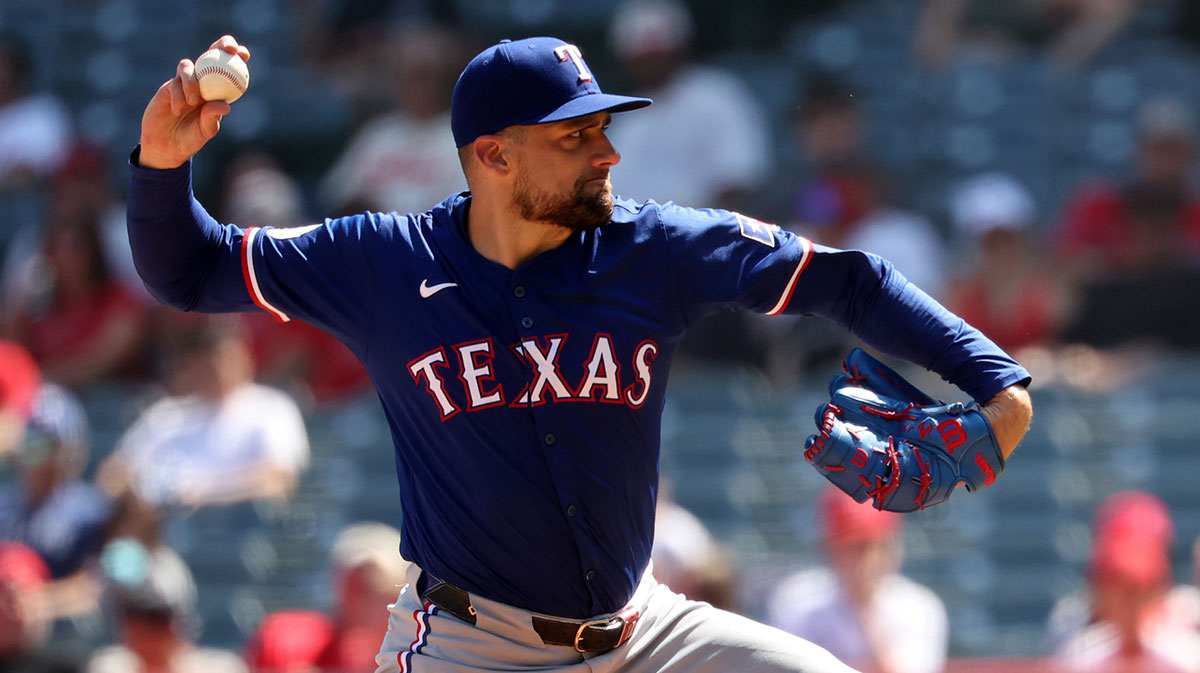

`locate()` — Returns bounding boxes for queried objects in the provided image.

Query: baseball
[194,48,249,103]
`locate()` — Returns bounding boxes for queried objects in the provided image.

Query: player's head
[451,37,651,231]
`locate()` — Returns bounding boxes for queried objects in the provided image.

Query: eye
[567,130,583,138]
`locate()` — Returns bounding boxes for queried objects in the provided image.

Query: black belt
[417,572,640,653]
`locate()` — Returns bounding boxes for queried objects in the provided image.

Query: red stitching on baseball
[197,66,246,92]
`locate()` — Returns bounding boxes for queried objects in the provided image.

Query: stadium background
[4,0,1200,667]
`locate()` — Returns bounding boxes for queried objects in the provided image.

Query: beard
[512,171,614,232]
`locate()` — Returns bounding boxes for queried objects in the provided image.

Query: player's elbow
[131,259,200,311]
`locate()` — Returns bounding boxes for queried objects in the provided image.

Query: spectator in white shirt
[768,487,948,673]
[98,314,309,508]
[605,0,771,210]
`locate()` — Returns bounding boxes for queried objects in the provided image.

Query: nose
[592,134,620,169]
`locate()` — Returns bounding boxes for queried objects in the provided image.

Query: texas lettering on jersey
[407,333,660,420]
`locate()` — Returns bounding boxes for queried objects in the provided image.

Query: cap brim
[524,93,652,126]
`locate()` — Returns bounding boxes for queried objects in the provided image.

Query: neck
[465,196,573,270]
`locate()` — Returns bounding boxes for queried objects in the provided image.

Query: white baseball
[194,48,249,103]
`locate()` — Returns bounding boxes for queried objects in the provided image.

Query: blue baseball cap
[451,37,652,147]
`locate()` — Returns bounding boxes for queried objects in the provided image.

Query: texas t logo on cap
[554,44,593,82]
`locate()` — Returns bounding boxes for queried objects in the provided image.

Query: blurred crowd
[4,0,1200,670]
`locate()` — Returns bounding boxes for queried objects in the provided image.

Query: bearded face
[511,165,614,232]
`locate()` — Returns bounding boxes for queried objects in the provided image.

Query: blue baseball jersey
[127,153,1030,618]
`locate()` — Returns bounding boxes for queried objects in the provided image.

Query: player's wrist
[980,384,1032,460]
[136,142,189,170]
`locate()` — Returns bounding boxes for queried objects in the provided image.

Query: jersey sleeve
[127,149,382,353]
[656,202,1030,403]
[241,215,382,351]
[656,202,815,319]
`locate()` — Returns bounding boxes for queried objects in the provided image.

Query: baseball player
[129,35,1033,673]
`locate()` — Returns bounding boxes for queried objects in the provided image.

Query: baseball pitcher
[129,35,1033,673]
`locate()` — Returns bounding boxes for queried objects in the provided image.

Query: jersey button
[513,286,526,298]
[566,504,577,517]
[521,316,534,329]
[544,432,557,446]
[585,570,596,581]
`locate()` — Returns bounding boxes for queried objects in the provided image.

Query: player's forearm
[980,383,1033,460]
[127,146,237,311]
[797,248,1030,403]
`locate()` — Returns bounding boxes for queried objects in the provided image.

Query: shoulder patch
[265,223,323,240]
[736,213,779,248]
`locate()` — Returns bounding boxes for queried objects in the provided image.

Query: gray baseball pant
[374,562,861,673]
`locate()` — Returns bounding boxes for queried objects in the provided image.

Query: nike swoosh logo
[419,279,458,298]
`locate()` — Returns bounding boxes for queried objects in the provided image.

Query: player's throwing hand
[138,35,250,170]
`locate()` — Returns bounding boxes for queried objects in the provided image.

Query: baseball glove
[803,349,1004,512]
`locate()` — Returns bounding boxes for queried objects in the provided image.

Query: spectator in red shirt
[0,340,39,459]
[0,541,81,673]
[4,199,147,389]
[245,522,407,673]
[1051,491,1200,671]
[947,172,1066,352]
[1057,96,1200,277]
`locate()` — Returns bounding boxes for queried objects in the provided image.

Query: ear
[472,135,513,177]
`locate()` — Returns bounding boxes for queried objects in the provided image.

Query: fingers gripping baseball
[139,36,249,170]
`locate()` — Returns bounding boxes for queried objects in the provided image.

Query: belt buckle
[573,618,609,653]
[615,605,639,646]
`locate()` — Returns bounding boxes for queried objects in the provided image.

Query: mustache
[576,172,611,189]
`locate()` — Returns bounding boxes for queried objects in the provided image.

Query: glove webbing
[824,403,935,511]
[857,435,902,509]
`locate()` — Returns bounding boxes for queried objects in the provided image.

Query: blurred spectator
[1049,491,1200,671]
[1055,97,1200,349]
[244,522,406,673]
[778,74,949,298]
[0,36,71,188]
[945,172,1065,352]
[1156,534,1200,642]
[1,185,148,389]
[220,151,307,231]
[87,539,246,673]
[749,74,949,384]
[914,0,1138,70]
[2,142,148,313]
[220,150,372,407]
[652,484,736,611]
[1057,96,1200,275]
[0,340,39,459]
[245,611,333,673]
[292,0,463,118]
[606,0,771,209]
[97,314,310,508]
[318,23,466,217]
[0,541,80,673]
[767,488,948,673]
[0,384,111,580]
